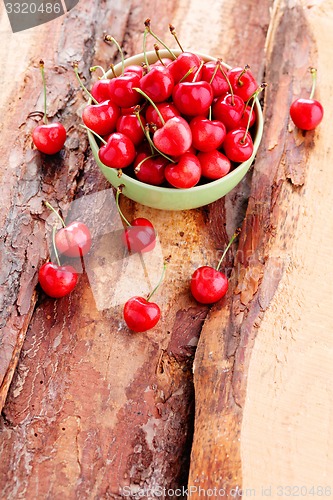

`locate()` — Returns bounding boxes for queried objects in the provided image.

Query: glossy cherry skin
[99,132,136,169]
[32,123,66,155]
[122,218,156,253]
[91,79,111,103]
[290,98,324,130]
[172,81,214,117]
[38,262,78,298]
[109,72,142,108]
[116,113,146,146]
[238,105,256,129]
[189,116,226,152]
[123,296,161,332]
[145,102,180,128]
[153,116,192,157]
[134,152,167,185]
[168,52,202,83]
[228,66,258,101]
[165,153,201,189]
[82,100,120,136]
[223,128,254,162]
[191,266,228,304]
[212,94,244,131]
[197,150,231,180]
[201,61,229,97]
[55,222,92,258]
[140,66,174,103]
[124,65,144,78]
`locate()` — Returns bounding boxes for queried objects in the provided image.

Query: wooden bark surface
[0,0,332,497]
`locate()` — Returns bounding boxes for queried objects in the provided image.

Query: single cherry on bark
[190,229,240,304]
[123,259,168,332]
[290,67,324,130]
[31,60,67,155]
[116,187,156,253]
[44,201,92,258]
[38,226,78,298]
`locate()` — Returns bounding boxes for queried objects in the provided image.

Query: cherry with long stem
[104,35,125,75]
[169,24,184,52]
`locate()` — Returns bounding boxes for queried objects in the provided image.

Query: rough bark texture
[1,0,333,497]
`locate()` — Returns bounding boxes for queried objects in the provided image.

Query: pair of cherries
[38,203,92,298]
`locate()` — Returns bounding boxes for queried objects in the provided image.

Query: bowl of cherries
[83,26,264,211]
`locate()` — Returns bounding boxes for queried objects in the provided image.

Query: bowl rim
[88,49,264,194]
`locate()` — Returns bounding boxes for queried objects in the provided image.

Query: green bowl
[88,49,264,211]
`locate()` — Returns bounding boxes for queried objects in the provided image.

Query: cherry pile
[79,21,264,189]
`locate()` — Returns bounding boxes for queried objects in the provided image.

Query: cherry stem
[143,28,150,71]
[133,87,165,125]
[208,106,212,121]
[179,66,195,83]
[218,60,234,105]
[109,64,117,79]
[90,65,107,78]
[169,24,184,52]
[154,44,165,66]
[242,83,267,143]
[116,187,131,227]
[134,107,154,155]
[73,62,99,105]
[134,153,158,173]
[80,124,107,145]
[104,35,125,76]
[44,201,66,228]
[237,64,250,87]
[192,60,204,82]
[209,61,220,85]
[144,19,176,60]
[39,60,48,125]
[146,260,168,302]
[309,67,317,100]
[216,229,240,271]
[52,225,61,267]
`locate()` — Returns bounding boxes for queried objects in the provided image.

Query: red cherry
[122,218,156,253]
[124,65,144,78]
[190,230,239,304]
[99,132,136,169]
[109,72,142,108]
[32,123,66,155]
[172,81,214,117]
[55,222,92,258]
[116,113,146,146]
[31,61,66,155]
[223,128,254,162]
[189,116,226,152]
[134,152,167,186]
[91,79,111,103]
[290,67,323,130]
[201,61,229,97]
[212,94,244,131]
[151,58,173,68]
[191,266,228,304]
[238,105,256,129]
[145,102,180,128]
[38,262,78,298]
[290,99,323,130]
[228,65,258,101]
[165,153,201,189]
[197,150,231,180]
[153,116,192,157]
[82,100,120,136]
[123,296,161,332]
[168,52,202,83]
[140,66,174,103]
